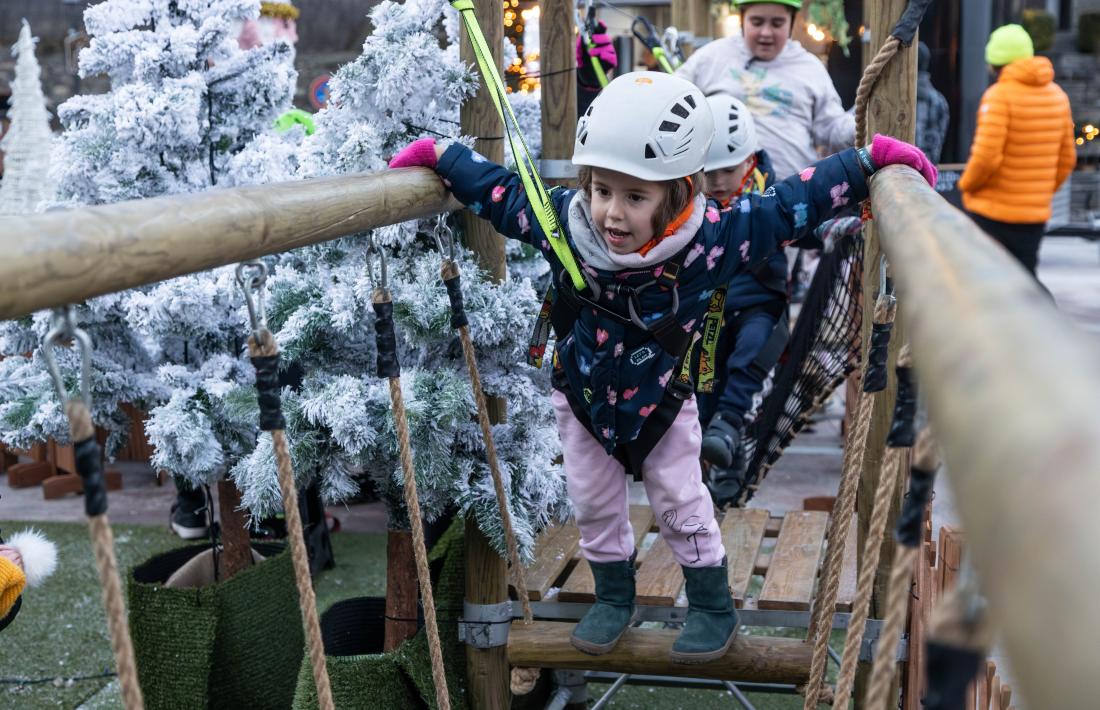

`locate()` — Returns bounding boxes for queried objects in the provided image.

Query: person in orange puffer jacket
[959,24,1076,276]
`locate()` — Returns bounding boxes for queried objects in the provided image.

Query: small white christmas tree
[0,21,54,216]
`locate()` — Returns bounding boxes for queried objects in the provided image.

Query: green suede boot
[569,555,636,655]
[670,559,739,664]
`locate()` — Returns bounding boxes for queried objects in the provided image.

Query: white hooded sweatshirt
[677,35,855,180]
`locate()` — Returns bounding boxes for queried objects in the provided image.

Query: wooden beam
[871,164,1100,710]
[539,0,576,187]
[508,621,812,684]
[0,169,458,321]
[459,2,510,707]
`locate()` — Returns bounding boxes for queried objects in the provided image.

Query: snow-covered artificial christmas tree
[0,1,298,461]
[185,0,567,559]
[0,21,54,216]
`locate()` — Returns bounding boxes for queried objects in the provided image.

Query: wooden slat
[635,536,683,606]
[557,506,655,603]
[525,521,581,601]
[721,508,770,608]
[835,514,859,612]
[758,511,829,611]
[508,621,812,684]
[765,516,783,537]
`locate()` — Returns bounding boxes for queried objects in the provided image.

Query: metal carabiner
[235,260,268,335]
[433,215,456,263]
[365,235,389,291]
[878,253,896,305]
[41,305,93,408]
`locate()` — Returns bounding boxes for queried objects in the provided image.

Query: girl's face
[589,168,666,254]
[742,5,793,61]
[705,156,755,205]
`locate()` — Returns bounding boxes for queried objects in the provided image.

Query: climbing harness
[41,307,144,710]
[366,239,452,710]
[235,261,335,710]
[450,0,586,293]
[433,215,533,624]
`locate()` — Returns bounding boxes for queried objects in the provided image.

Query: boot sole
[171,521,210,540]
[669,627,738,665]
[569,612,637,656]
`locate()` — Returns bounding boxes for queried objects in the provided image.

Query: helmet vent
[683,94,696,109]
[578,130,588,145]
[659,120,680,132]
[644,144,657,159]
[671,103,690,119]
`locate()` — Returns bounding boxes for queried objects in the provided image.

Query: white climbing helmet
[704,94,758,171]
[573,71,714,182]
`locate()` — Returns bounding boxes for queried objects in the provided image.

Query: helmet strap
[636,176,696,257]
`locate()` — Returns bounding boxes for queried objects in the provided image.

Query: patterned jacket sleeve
[715,148,869,283]
[435,142,572,249]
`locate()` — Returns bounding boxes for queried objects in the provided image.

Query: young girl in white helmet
[390,71,935,662]
[694,94,791,504]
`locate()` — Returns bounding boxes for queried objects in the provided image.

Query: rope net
[732,230,866,508]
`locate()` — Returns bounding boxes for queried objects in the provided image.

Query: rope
[247,332,334,710]
[854,36,902,147]
[802,295,896,710]
[864,427,940,710]
[832,344,915,708]
[375,285,452,710]
[63,400,144,710]
[443,259,533,624]
[388,376,452,710]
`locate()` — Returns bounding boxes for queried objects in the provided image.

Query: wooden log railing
[0,169,458,321]
[872,165,1100,709]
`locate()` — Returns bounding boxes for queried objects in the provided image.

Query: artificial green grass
[0,520,387,709]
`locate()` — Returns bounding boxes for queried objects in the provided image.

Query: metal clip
[878,253,896,306]
[433,214,456,263]
[235,260,268,336]
[457,600,512,648]
[365,235,389,291]
[41,305,93,408]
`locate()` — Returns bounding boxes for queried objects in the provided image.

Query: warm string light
[806,22,827,42]
[1078,123,1099,145]
[504,1,540,93]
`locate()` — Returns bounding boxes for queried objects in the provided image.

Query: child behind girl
[389,71,935,662]
[696,94,789,505]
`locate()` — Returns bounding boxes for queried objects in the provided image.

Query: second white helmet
[705,94,758,171]
[573,71,714,182]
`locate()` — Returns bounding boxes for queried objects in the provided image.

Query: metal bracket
[861,628,909,663]
[457,600,512,648]
[540,159,578,180]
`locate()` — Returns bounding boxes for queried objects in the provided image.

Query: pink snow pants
[552,390,725,568]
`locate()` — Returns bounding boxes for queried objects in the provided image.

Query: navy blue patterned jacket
[434,143,868,453]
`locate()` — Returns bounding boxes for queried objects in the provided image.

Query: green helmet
[734,0,802,9]
[274,108,316,136]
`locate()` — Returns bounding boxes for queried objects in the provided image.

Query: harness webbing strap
[450,0,586,292]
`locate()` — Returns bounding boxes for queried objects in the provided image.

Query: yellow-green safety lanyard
[450,0,587,292]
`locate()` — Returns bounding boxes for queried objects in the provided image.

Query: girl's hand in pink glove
[576,21,618,69]
[388,137,439,170]
[870,134,937,186]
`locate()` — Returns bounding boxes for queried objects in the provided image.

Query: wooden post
[459,3,511,707]
[672,0,713,59]
[217,479,254,580]
[384,529,420,651]
[854,2,916,706]
[540,0,576,187]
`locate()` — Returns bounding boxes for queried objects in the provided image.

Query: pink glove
[388,137,438,170]
[576,22,618,69]
[870,134,937,187]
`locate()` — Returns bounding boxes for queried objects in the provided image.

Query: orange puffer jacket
[959,56,1076,224]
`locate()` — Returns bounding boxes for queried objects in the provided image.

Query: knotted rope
[439,247,532,625]
[832,344,918,708]
[43,312,143,710]
[371,259,451,709]
[864,427,940,709]
[802,294,896,709]
[246,329,334,710]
